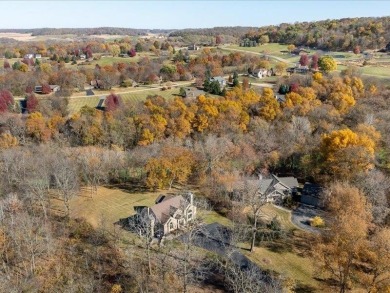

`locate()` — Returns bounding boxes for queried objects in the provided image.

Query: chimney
[189,192,193,206]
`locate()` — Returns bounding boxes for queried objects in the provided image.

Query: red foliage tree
[0,90,14,113]
[128,48,137,57]
[25,85,34,94]
[42,84,51,94]
[26,93,39,113]
[290,82,300,93]
[21,58,34,66]
[311,54,319,70]
[3,60,10,69]
[299,54,309,66]
[105,93,122,112]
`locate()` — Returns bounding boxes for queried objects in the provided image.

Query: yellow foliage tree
[320,128,376,177]
[145,147,195,189]
[258,88,280,121]
[26,112,51,142]
[0,133,19,149]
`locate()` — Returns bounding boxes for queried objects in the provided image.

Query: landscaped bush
[310,216,325,228]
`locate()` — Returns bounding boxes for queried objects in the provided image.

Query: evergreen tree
[233,71,239,87]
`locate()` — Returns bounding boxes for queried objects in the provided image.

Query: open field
[66,186,159,227]
[245,246,320,291]
[68,87,184,113]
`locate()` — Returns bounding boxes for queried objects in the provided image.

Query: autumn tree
[145,146,195,190]
[319,127,377,178]
[315,182,372,293]
[361,227,390,292]
[0,90,14,113]
[318,56,337,73]
[311,54,319,70]
[259,35,269,45]
[25,93,39,113]
[299,54,309,66]
[287,44,295,53]
[274,62,287,75]
[105,93,122,112]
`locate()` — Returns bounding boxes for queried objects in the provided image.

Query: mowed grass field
[66,186,233,228]
[68,87,182,113]
[67,186,159,227]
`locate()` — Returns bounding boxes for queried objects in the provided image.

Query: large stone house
[233,174,298,203]
[136,193,197,237]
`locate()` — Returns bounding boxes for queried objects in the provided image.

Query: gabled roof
[211,76,226,83]
[150,195,187,224]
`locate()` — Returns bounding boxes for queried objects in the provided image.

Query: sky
[1,1,389,30]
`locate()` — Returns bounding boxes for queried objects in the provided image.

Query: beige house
[138,193,196,237]
[233,174,298,204]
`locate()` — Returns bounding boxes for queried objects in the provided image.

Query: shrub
[310,216,325,228]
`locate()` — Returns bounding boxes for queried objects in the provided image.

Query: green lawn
[245,247,320,291]
[68,87,182,113]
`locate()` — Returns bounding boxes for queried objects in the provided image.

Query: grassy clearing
[68,87,182,113]
[245,247,320,290]
[68,186,159,227]
[260,204,299,231]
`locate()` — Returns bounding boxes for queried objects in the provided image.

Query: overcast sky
[1,1,389,29]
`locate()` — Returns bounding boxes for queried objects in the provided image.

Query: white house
[24,54,34,59]
[35,54,42,59]
[252,68,269,79]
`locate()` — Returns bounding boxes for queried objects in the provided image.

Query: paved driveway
[291,204,326,234]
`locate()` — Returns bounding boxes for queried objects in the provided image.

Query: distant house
[134,193,197,237]
[210,76,227,88]
[292,48,310,55]
[188,44,200,51]
[300,183,324,208]
[35,54,42,59]
[24,54,34,59]
[79,54,86,60]
[287,64,310,75]
[50,85,60,92]
[233,174,299,204]
[183,88,205,98]
[252,68,270,79]
[119,53,130,58]
[34,84,60,94]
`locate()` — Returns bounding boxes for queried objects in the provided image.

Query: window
[169,222,173,230]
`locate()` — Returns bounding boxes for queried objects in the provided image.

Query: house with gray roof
[210,76,227,88]
[233,174,299,204]
[135,193,196,237]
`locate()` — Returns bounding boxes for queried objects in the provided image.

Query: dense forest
[169,16,390,51]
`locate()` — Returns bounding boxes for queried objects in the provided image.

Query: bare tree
[353,169,390,224]
[51,153,79,216]
[235,177,268,252]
